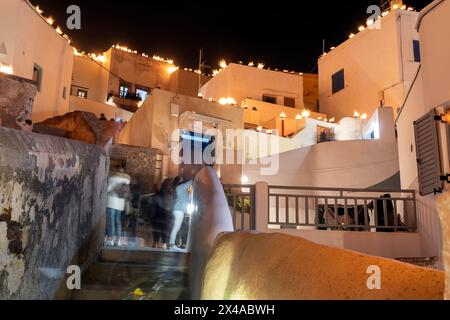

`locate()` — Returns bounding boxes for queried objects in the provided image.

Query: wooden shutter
[414,110,444,196]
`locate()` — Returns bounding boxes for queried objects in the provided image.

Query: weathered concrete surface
[36,111,125,146]
[190,167,234,300]
[202,232,445,300]
[0,74,36,131]
[111,144,163,194]
[437,191,450,300]
[0,126,109,299]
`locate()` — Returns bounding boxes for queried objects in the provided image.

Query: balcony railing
[222,184,256,231]
[268,186,417,232]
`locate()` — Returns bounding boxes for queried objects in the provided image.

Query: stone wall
[0,74,36,131]
[111,144,163,194]
[0,126,109,300]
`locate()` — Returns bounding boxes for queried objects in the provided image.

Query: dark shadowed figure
[368,194,396,232]
[145,179,175,249]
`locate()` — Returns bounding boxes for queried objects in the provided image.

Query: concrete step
[83,262,188,288]
[101,248,190,267]
[71,248,191,300]
[72,284,190,300]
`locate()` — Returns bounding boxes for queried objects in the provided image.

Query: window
[332,69,345,94]
[414,110,444,196]
[77,89,88,99]
[136,88,149,101]
[262,95,277,104]
[413,40,421,63]
[119,85,129,98]
[62,86,67,100]
[32,64,43,92]
[284,97,296,108]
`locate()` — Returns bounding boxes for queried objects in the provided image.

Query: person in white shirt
[105,167,131,246]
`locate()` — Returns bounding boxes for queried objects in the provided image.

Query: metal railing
[268,186,417,232]
[222,184,256,231]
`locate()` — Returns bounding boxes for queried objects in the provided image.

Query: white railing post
[255,182,269,233]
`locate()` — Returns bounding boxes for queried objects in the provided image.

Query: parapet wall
[0,127,109,299]
[202,232,445,300]
[0,74,36,131]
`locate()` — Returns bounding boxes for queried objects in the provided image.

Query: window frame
[332,69,345,95]
[33,63,43,92]
[77,89,88,99]
[262,94,277,104]
[119,84,130,98]
[284,97,296,108]
[413,40,421,63]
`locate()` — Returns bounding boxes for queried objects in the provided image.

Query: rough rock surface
[36,111,125,146]
[0,126,109,299]
[437,192,450,300]
[202,232,445,300]
[0,74,36,131]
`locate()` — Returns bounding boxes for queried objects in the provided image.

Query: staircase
[72,248,190,300]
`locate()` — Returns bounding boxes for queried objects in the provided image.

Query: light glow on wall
[301,109,311,118]
[167,66,179,75]
[89,53,107,63]
[0,63,13,75]
[218,97,237,105]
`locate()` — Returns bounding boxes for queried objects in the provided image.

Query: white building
[0,0,73,123]
[318,6,421,121]
[199,63,318,112]
[396,0,450,263]
[70,46,211,121]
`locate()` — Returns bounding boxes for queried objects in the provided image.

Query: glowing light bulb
[219,59,227,69]
[301,109,310,118]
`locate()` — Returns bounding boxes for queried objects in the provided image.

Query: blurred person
[168,177,192,250]
[105,164,131,246]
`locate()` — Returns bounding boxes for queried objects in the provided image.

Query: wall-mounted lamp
[280,112,287,137]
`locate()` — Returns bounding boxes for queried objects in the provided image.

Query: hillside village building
[0,0,73,123]
[0,0,449,300]
[319,6,421,120]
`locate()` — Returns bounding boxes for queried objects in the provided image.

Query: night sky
[30,0,432,73]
